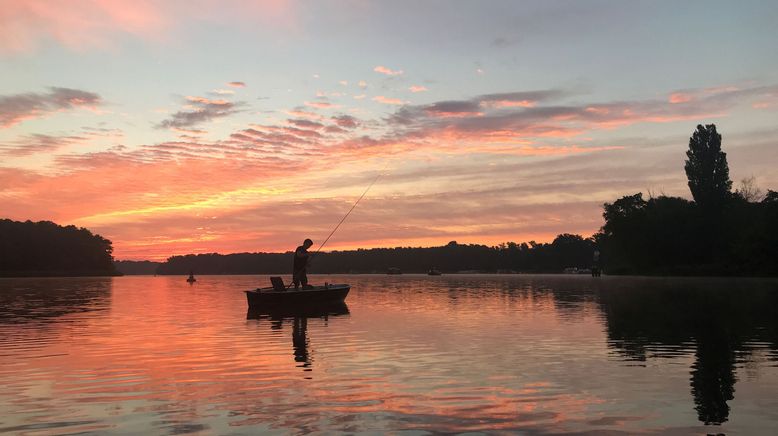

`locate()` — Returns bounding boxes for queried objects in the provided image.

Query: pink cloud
[374,65,404,76]
[669,92,693,104]
[373,96,405,105]
[409,85,428,93]
[304,101,339,109]
[227,81,246,88]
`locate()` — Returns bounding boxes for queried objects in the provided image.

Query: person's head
[303,238,313,248]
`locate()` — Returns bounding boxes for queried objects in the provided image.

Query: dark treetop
[0,219,119,277]
[685,124,732,208]
[597,124,777,276]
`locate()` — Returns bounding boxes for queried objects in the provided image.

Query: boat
[427,268,442,276]
[387,267,402,275]
[245,280,350,310]
[186,275,196,283]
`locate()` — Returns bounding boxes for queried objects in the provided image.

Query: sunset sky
[2,0,777,260]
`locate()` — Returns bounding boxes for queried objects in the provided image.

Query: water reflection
[247,302,350,373]
[0,277,113,323]
[596,278,778,425]
[1,275,777,433]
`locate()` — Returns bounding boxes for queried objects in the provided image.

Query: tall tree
[684,124,732,207]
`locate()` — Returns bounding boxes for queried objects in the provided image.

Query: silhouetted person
[591,249,601,277]
[293,239,314,289]
[187,270,196,283]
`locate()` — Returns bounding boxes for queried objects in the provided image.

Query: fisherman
[293,238,314,289]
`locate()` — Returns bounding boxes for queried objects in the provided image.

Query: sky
[1,0,777,260]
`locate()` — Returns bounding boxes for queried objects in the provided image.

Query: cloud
[157,96,243,129]
[409,85,428,93]
[373,96,405,105]
[669,92,692,104]
[304,101,339,109]
[374,65,404,76]
[424,100,483,117]
[0,87,103,128]
[227,81,246,88]
[0,127,123,157]
[478,90,563,108]
[358,80,368,89]
[384,85,778,148]
[288,118,324,129]
[332,115,359,129]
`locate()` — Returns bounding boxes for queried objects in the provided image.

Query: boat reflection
[247,302,350,373]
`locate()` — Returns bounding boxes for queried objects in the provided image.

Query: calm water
[1,275,777,435]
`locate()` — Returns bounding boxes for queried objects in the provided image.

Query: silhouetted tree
[684,124,732,207]
[0,219,118,276]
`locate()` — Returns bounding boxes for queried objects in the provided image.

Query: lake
[1,275,777,434]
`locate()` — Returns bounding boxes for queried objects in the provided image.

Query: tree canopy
[684,124,732,207]
[0,219,119,277]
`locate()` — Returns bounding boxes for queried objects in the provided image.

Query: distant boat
[427,268,442,276]
[187,273,196,283]
[387,267,402,275]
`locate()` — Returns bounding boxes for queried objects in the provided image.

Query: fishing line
[312,170,383,256]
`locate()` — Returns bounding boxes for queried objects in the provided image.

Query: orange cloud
[669,92,693,104]
[409,85,428,93]
[304,101,340,109]
[372,96,405,105]
[374,65,404,76]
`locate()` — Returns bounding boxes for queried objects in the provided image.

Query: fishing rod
[312,170,383,257]
[285,170,383,289]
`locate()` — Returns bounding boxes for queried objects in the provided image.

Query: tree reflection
[594,278,778,425]
[691,321,736,425]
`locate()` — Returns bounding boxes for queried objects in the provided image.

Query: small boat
[245,282,350,310]
[427,268,442,276]
[187,275,197,283]
[387,267,402,275]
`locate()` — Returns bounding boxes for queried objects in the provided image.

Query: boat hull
[245,284,350,310]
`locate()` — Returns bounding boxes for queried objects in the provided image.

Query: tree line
[0,219,119,277]
[154,235,596,275]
